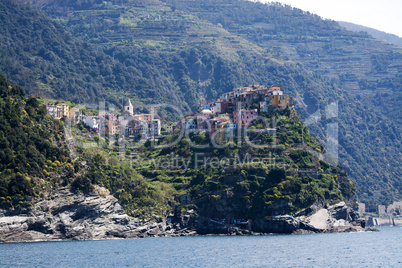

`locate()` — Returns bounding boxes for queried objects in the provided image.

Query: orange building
[138,114,154,122]
[106,119,119,136]
[269,94,290,108]
[68,107,82,124]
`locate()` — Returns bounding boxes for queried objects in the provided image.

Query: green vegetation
[68,106,354,219]
[0,75,354,220]
[2,0,401,204]
[338,21,402,47]
[0,74,71,208]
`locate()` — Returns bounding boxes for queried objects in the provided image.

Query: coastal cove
[1,227,401,267]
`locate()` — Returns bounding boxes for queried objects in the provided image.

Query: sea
[0,227,401,267]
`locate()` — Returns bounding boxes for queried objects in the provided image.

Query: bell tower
[124,99,133,115]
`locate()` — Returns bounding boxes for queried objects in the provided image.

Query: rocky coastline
[0,187,374,243]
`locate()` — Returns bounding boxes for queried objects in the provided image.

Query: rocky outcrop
[0,188,372,243]
[194,201,371,235]
[0,186,194,243]
[253,201,368,234]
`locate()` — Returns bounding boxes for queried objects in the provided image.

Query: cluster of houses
[46,104,82,125]
[45,84,291,142]
[167,84,291,143]
[120,99,161,140]
[45,100,161,140]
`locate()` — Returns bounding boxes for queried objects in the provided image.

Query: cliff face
[196,201,367,235]
[253,202,366,234]
[0,186,168,242]
[0,187,371,243]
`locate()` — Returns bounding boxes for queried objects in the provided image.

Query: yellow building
[56,103,69,118]
[215,121,227,145]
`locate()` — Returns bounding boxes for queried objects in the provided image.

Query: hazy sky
[257,0,402,37]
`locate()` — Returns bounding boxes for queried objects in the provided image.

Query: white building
[268,90,283,96]
[260,96,271,113]
[185,118,196,133]
[46,105,58,119]
[148,119,161,138]
[83,116,100,130]
[211,102,222,114]
[166,125,173,133]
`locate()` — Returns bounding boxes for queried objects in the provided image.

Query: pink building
[233,109,258,128]
[196,110,212,129]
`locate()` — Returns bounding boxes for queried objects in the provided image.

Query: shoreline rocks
[0,188,374,243]
[253,201,367,234]
[0,186,196,243]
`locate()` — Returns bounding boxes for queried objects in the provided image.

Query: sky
[257,0,402,37]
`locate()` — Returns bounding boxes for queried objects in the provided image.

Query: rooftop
[124,99,133,107]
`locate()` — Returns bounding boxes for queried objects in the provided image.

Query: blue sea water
[1,227,401,267]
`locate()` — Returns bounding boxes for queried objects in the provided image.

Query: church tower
[124,99,133,115]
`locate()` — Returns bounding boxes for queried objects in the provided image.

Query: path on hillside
[64,126,78,160]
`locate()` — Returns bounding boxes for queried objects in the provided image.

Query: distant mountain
[338,21,402,47]
[3,0,402,205]
[0,0,191,111]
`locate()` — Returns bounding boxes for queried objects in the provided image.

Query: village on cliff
[44,84,292,143]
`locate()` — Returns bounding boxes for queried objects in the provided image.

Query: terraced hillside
[173,0,402,204]
[11,0,335,113]
[0,0,196,111]
[338,21,402,47]
[6,0,402,204]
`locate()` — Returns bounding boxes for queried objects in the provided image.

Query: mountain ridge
[338,21,402,47]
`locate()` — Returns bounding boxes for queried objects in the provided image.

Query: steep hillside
[6,1,343,116]
[0,73,71,209]
[6,0,402,204]
[19,0,331,111]
[0,0,187,110]
[176,0,402,90]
